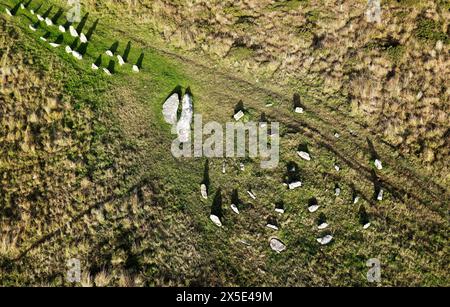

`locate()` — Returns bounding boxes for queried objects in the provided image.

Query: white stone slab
[234,110,244,121]
[162,93,179,125]
[269,237,286,253]
[247,191,256,200]
[177,93,193,143]
[308,205,320,213]
[317,235,333,245]
[80,33,87,43]
[200,184,208,200]
[59,25,66,33]
[132,65,139,72]
[377,189,384,201]
[45,17,53,26]
[29,24,37,31]
[105,50,113,57]
[297,151,311,161]
[103,68,112,76]
[375,159,383,170]
[266,224,279,231]
[117,55,125,66]
[363,223,371,230]
[288,181,302,190]
[295,107,304,114]
[5,8,12,16]
[49,43,60,48]
[231,204,239,214]
[69,25,78,37]
[318,223,329,230]
[91,63,99,70]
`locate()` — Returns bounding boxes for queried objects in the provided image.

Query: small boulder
[288,181,302,190]
[297,151,311,161]
[230,204,239,214]
[317,235,333,245]
[269,237,286,253]
[210,214,222,227]
[162,93,180,125]
[374,159,383,170]
[200,184,208,200]
[234,110,244,121]
[318,223,329,230]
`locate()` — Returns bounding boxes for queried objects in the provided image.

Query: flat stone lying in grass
[234,110,244,121]
[334,132,340,138]
[231,204,239,214]
[317,235,333,245]
[59,25,66,32]
[72,51,82,60]
[210,214,222,227]
[200,184,208,199]
[275,202,285,214]
[297,151,311,161]
[335,186,341,196]
[65,46,72,53]
[318,223,329,230]
[49,42,60,48]
[266,223,279,231]
[162,93,180,125]
[37,14,43,21]
[91,63,99,70]
[247,190,256,200]
[374,159,383,170]
[377,189,384,201]
[222,161,226,174]
[288,181,302,190]
[177,93,194,143]
[29,24,37,31]
[269,237,286,253]
[363,223,371,230]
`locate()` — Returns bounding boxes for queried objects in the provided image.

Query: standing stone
[231,204,239,214]
[269,237,286,253]
[377,189,384,201]
[234,110,244,121]
[200,184,208,200]
[317,235,333,245]
[297,151,311,161]
[162,93,180,125]
[288,181,302,190]
[210,214,222,227]
[374,159,383,170]
[177,92,193,143]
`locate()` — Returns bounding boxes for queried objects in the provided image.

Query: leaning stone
[30,9,35,15]
[317,235,333,245]
[374,159,383,170]
[266,224,279,231]
[318,223,329,230]
[275,208,285,214]
[210,214,222,227]
[177,93,194,143]
[69,25,78,37]
[200,184,208,200]
[80,33,87,43]
[269,237,286,253]
[297,151,311,161]
[363,223,371,230]
[72,50,82,60]
[247,190,256,200]
[308,205,320,213]
[377,189,384,201]
[162,93,180,125]
[288,181,302,190]
[231,204,239,214]
[295,107,304,114]
[117,55,125,66]
[234,110,244,121]
[353,196,360,204]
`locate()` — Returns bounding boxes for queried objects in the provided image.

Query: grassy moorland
[0,0,448,286]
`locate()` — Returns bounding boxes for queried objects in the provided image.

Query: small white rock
[436,40,443,52]
[288,181,302,190]
[317,235,333,245]
[308,205,320,213]
[117,54,125,66]
[334,165,340,172]
[105,50,113,57]
[353,196,360,204]
[297,151,311,161]
[39,37,47,42]
[69,26,78,37]
[275,208,285,214]
[318,223,329,230]
[20,4,25,9]
[231,204,239,214]
[200,184,208,200]
[72,51,82,60]
[247,191,256,200]
[234,110,245,121]
[49,43,60,48]
[295,107,304,114]
[335,188,341,196]
[240,163,245,171]
[269,237,286,253]
[5,8,12,16]
[374,159,383,170]
[334,133,340,138]
[80,33,87,43]
[222,162,226,174]
[30,9,34,15]
[210,214,222,227]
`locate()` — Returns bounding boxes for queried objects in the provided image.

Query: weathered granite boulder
[374,159,383,170]
[317,235,333,245]
[269,237,286,253]
[162,93,180,126]
[200,184,208,199]
[176,93,193,143]
[297,151,311,161]
[210,214,222,227]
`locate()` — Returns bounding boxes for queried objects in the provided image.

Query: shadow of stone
[51,8,63,24]
[293,93,304,109]
[69,37,79,50]
[108,41,119,54]
[85,19,99,41]
[94,54,102,67]
[297,142,310,153]
[211,188,223,219]
[358,206,370,225]
[107,60,116,74]
[10,2,22,15]
[165,85,183,102]
[285,161,301,184]
[308,197,318,208]
[371,169,382,201]
[201,159,210,194]
[31,3,42,14]
[122,41,131,62]
[135,52,144,69]
[76,12,89,34]
[76,42,89,56]
[317,212,327,225]
[231,189,241,207]
[367,137,379,161]
[41,5,53,19]
[234,100,245,114]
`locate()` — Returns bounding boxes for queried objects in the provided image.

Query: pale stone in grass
[30,9,35,15]
[266,224,279,231]
[363,223,371,230]
[222,162,226,174]
[416,91,423,100]
[308,205,320,213]
[49,43,60,48]
[294,107,304,114]
[37,15,43,21]
[353,196,360,204]
[80,33,87,43]
[247,191,256,200]
[20,4,25,9]
[231,204,239,214]
[297,151,311,161]
[377,189,384,201]
[374,159,383,170]
[103,68,112,76]
[91,63,99,70]
[72,51,82,60]
[65,46,72,53]
[29,24,37,31]
[45,17,53,26]
[318,223,329,230]
[335,187,341,196]
[162,93,179,125]
[117,55,125,66]
[5,8,12,16]
[334,165,340,172]
[177,93,194,143]
[59,25,66,33]
[39,37,47,42]
[234,110,244,121]
[317,235,333,245]
[200,184,208,200]
[275,208,285,214]
[132,65,139,72]
[436,40,443,52]
[69,26,78,37]
[269,237,286,253]
[334,132,340,138]
[105,50,113,57]
[210,214,222,227]
[288,181,302,190]
[240,163,245,171]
